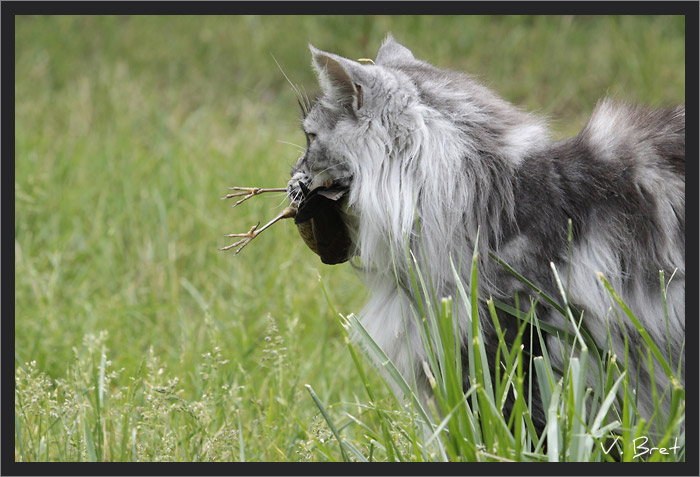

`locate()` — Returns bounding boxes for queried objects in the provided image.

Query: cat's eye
[306,132,317,145]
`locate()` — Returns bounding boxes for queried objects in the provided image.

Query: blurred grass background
[14,15,685,461]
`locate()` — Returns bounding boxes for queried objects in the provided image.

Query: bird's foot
[221,187,287,208]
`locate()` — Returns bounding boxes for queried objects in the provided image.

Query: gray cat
[287,35,685,432]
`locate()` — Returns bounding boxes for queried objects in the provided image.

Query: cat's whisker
[309,162,352,186]
[277,140,306,153]
[272,54,311,120]
[301,85,314,114]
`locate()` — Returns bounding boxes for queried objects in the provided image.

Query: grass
[318,234,685,462]
[14,15,685,462]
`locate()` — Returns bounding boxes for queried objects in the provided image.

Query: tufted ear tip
[376,34,415,65]
[309,45,339,74]
[309,44,324,68]
[309,47,365,112]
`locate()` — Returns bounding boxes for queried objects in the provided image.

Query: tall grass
[15,15,685,462]
[309,236,685,462]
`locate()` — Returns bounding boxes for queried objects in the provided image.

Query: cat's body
[287,36,685,431]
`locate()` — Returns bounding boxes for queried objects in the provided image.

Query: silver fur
[287,36,685,431]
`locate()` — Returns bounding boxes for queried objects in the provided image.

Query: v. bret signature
[601,436,681,459]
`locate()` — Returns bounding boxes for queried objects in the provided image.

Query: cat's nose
[287,172,311,203]
[288,172,310,188]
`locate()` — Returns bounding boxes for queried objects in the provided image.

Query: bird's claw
[219,205,297,257]
[221,187,286,208]
[219,222,261,255]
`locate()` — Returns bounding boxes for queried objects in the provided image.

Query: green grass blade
[489,253,566,315]
[341,313,433,427]
[533,357,553,415]
[424,386,477,448]
[550,262,586,350]
[598,274,675,379]
[15,410,24,462]
[98,344,107,410]
[305,384,350,462]
[83,418,97,462]
[342,440,369,463]
[590,372,625,438]
[237,410,246,462]
[546,382,562,462]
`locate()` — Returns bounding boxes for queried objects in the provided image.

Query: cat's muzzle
[287,173,353,265]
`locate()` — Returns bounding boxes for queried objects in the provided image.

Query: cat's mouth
[289,178,354,265]
[294,181,348,221]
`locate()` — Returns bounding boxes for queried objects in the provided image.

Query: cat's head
[287,36,542,267]
[286,36,457,265]
[288,35,426,197]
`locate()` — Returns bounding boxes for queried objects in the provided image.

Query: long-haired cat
[286,35,685,432]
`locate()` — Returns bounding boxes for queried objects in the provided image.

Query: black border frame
[4,3,697,476]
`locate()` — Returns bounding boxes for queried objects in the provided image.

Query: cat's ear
[310,45,364,112]
[376,34,415,65]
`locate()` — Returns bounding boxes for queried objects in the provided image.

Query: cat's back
[509,99,685,279]
[577,99,685,176]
